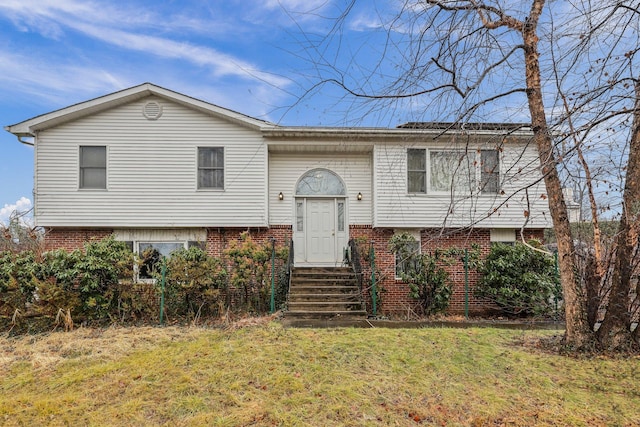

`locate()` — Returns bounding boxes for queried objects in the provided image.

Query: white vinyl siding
[268,152,372,226]
[34,96,267,227]
[375,141,550,229]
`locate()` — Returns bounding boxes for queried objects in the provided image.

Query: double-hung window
[407,149,427,193]
[394,234,421,279]
[407,148,500,195]
[198,147,224,189]
[479,150,499,194]
[79,146,106,189]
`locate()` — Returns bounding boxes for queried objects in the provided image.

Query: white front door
[307,199,336,263]
[293,197,348,266]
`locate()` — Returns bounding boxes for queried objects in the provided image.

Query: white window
[394,231,421,279]
[337,201,345,232]
[79,146,106,189]
[407,148,500,195]
[137,242,185,279]
[198,147,224,189]
[490,228,516,246]
[407,149,427,193]
[480,150,500,194]
[296,201,304,232]
[429,150,475,194]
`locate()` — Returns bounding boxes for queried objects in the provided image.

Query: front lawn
[1,324,638,426]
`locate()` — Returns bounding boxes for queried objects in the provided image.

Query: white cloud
[69,22,291,88]
[348,14,385,32]
[0,49,129,105]
[0,197,33,226]
[0,0,291,88]
[262,0,330,13]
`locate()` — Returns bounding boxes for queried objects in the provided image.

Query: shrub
[476,241,561,317]
[156,246,227,320]
[0,251,40,316]
[35,237,135,321]
[224,232,288,314]
[389,233,452,315]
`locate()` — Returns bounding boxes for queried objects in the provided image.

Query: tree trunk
[522,0,593,348]
[597,81,640,350]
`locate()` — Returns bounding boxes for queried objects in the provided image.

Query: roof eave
[5,83,274,136]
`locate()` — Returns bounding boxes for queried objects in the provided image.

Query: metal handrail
[347,238,364,295]
[285,239,294,310]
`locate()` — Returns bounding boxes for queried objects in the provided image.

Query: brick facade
[205,226,293,258]
[44,225,545,318]
[44,228,114,252]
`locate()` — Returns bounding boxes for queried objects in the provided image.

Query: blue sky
[1,0,409,224]
[1,1,630,224]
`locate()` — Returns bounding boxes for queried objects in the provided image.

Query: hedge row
[0,234,288,332]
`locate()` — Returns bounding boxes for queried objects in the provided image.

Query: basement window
[394,231,421,279]
[137,242,185,280]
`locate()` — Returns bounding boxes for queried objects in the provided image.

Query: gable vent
[142,101,163,120]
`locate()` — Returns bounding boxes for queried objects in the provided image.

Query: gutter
[3,126,35,146]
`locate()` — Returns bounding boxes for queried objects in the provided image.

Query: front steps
[286,266,367,319]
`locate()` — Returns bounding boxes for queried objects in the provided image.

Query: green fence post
[464,249,469,320]
[160,257,166,326]
[370,243,377,317]
[270,237,276,314]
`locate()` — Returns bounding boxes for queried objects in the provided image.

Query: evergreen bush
[476,241,561,317]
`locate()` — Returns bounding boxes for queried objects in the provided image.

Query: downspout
[9,132,35,146]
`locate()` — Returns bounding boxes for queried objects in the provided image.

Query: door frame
[293,196,348,266]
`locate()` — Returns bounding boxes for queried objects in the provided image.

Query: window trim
[407,148,427,194]
[197,146,225,190]
[428,149,476,195]
[135,240,188,282]
[394,231,421,280]
[79,145,107,190]
[407,148,501,196]
[479,149,500,195]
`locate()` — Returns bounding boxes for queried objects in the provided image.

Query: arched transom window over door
[296,168,346,196]
[294,168,348,265]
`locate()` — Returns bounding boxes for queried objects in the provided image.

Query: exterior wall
[43,225,545,317]
[34,95,267,228]
[44,228,114,251]
[205,226,292,258]
[351,226,546,317]
[373,138,551,229]
[268,152,372,226]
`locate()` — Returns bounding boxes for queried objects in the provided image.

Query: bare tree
[291,0,640,350]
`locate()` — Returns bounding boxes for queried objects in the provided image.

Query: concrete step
[293,267,352,274]
[286,266,367,320]
[289,285,359,293]
[288,301,365,311]
[285,310,368,319]
[291,277,357,287]
[289,293,361,302]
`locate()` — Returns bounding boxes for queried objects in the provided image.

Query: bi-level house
[5,83,550,315]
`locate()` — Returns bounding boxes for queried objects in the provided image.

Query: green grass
[1,324,639,426]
